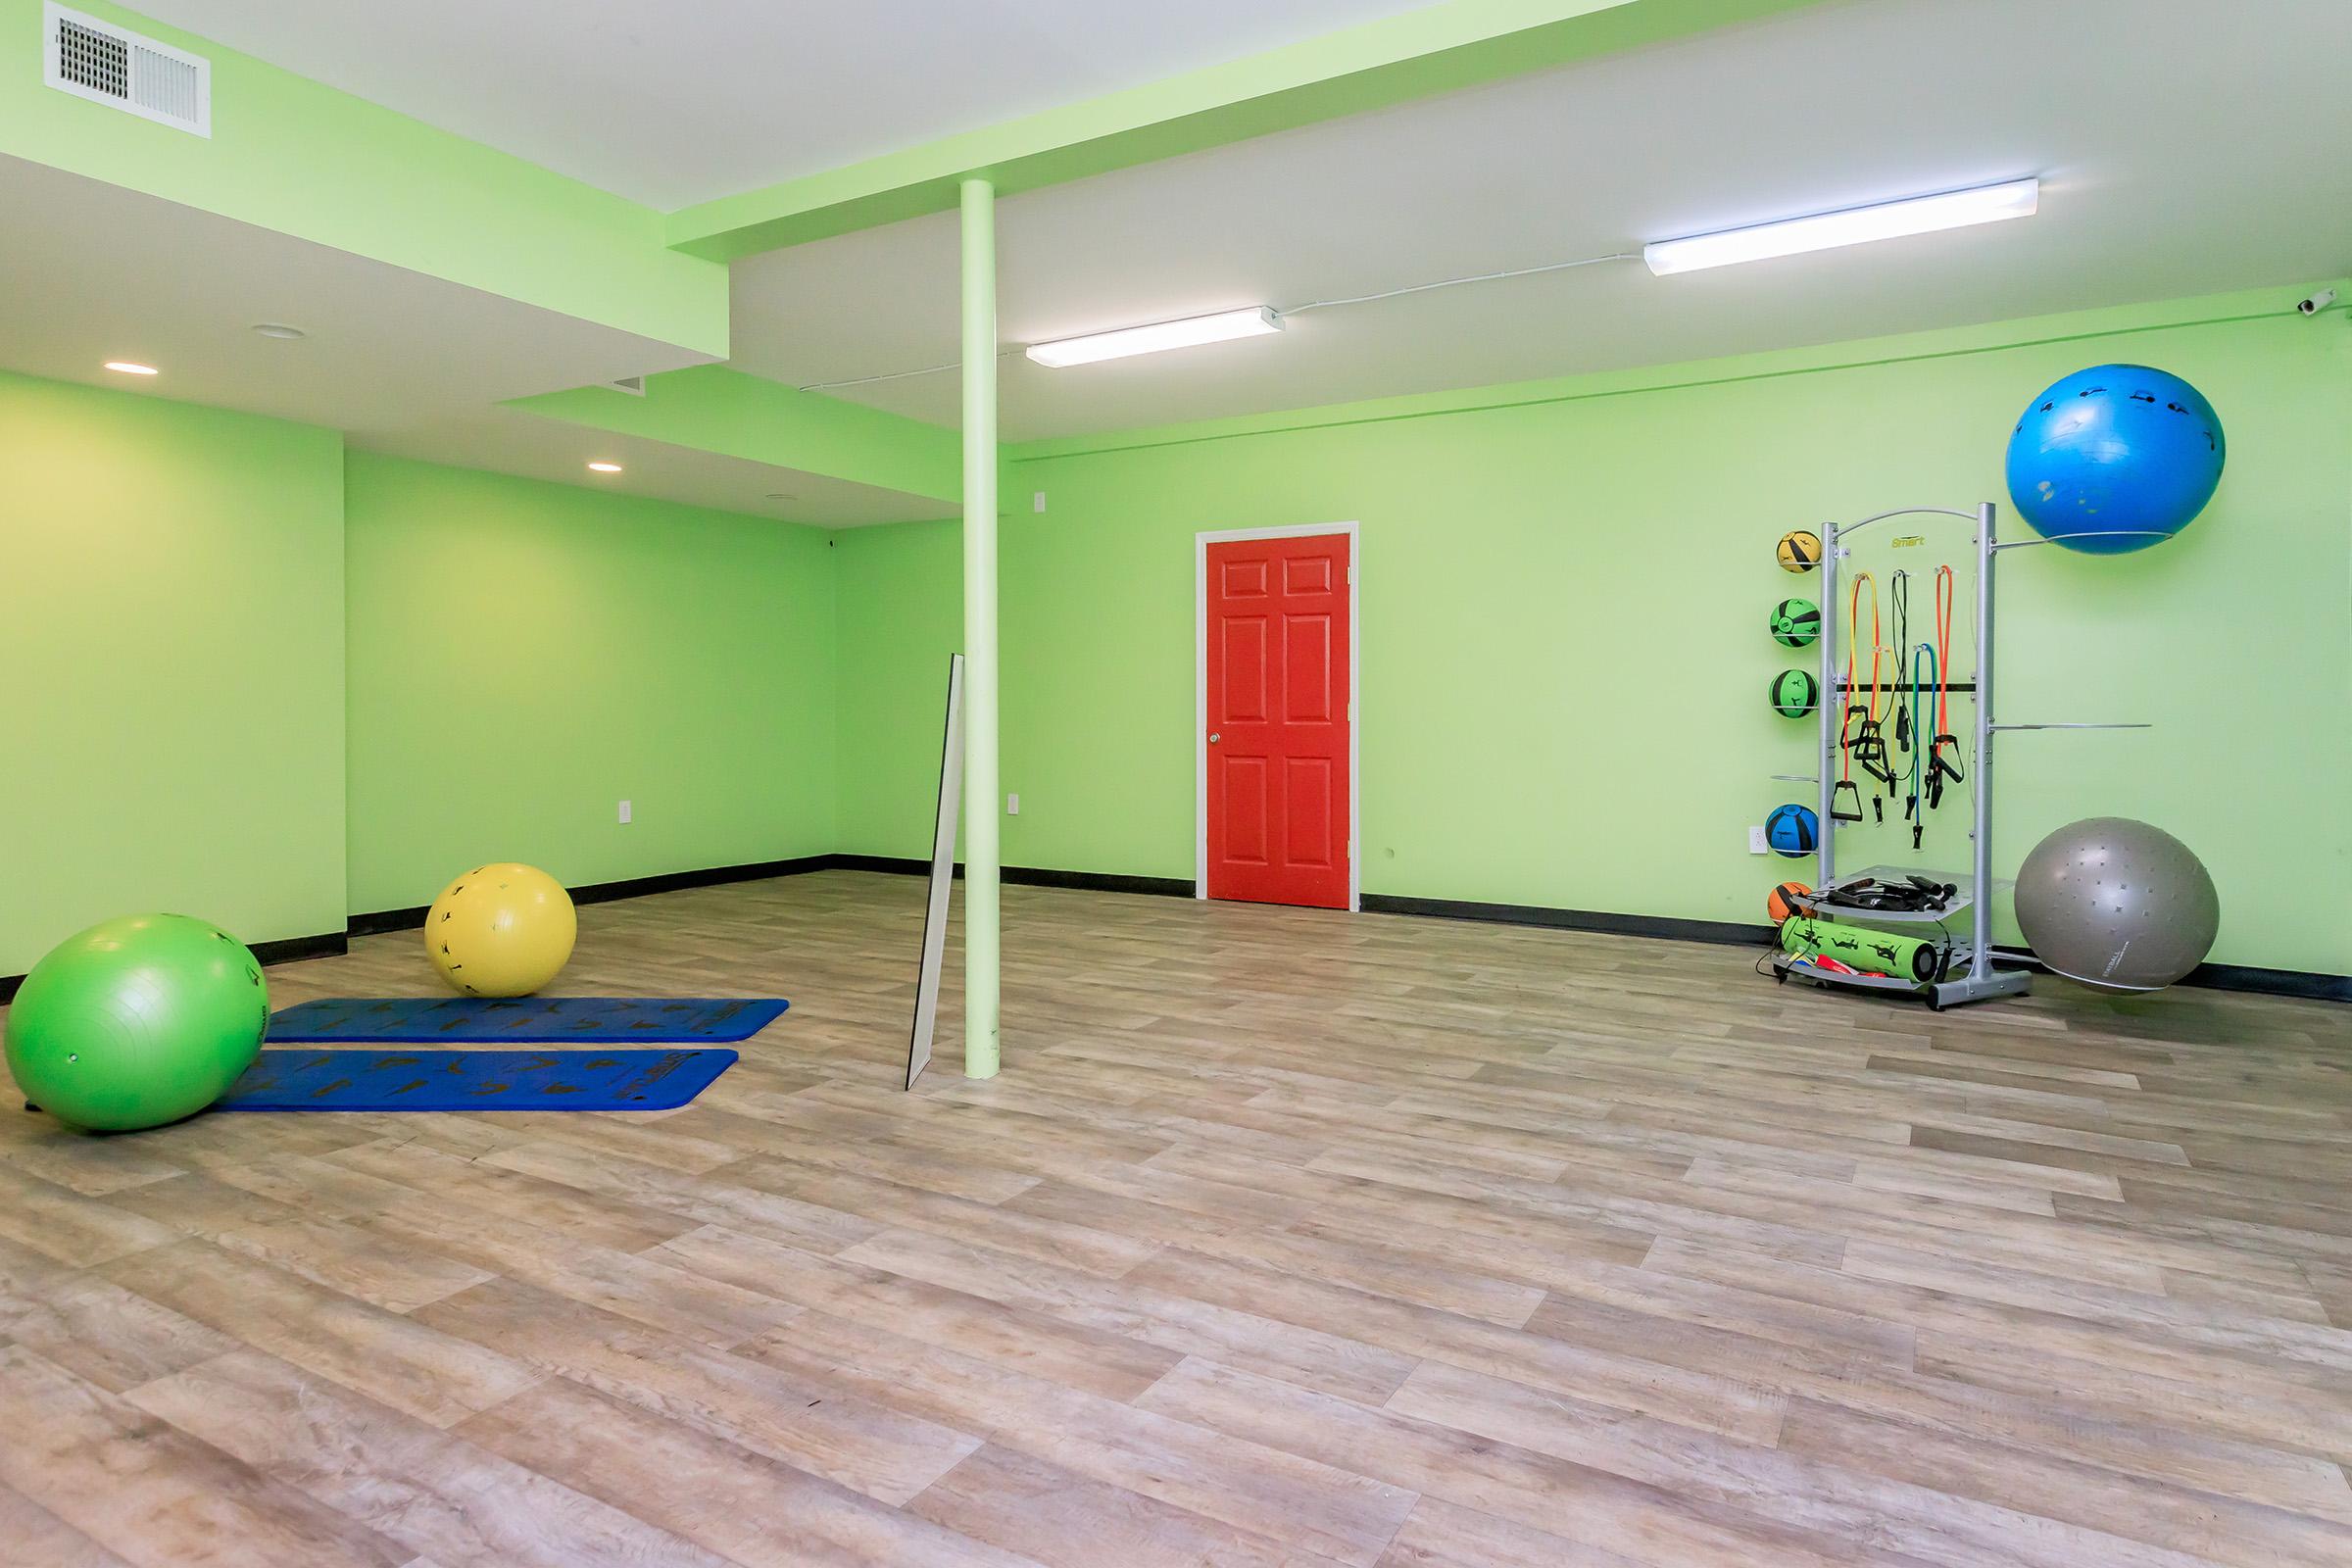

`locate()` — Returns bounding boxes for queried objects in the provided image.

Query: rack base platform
[1770,952,2031,1010]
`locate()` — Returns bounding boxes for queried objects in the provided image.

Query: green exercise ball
[1771,667,1819,717]
[5,914,269,1132]
[1771,597,1821,648]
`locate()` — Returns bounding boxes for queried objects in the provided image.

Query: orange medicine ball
[1766,881,1814,924]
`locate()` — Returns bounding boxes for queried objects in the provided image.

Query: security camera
[2297,288,2337,317]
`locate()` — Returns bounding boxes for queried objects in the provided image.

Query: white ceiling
[359,410,951,527]
[18,0,2348,500]
[729,0,2352,441]
[125,0,1430,208]
[0,155,941,525]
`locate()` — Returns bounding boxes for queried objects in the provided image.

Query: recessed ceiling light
[103,361,159,375]
[251,323,307,340]
[587,461,623,473]
[1026,306,1283,368]
[1642,177,2040,276]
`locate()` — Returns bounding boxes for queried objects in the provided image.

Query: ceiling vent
[44,4,211,137]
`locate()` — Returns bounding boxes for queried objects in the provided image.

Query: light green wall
[343,453,839,913]
[8,296,2346,981]
[1,0,726,354]
[834,517,963,857]
[836,295,2352,976]
[0,370,346,972]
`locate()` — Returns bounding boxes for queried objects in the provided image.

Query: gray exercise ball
[2014,816,2219,993]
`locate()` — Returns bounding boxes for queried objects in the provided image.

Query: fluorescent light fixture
[586,461,623,473]
[1026,306,1282,368]
[103,361,159,375]
[1643,177,2039,276]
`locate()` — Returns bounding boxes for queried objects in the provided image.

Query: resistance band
[1833,571,1870,822]
[1838,572,1893,823]
[1927,565,1964,808]
[1906,641,1937,849]
[1888,570,1911,757]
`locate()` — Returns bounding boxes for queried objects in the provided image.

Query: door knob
[1208,733,1221,744]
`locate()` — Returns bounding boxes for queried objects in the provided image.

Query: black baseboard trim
[826,855,1194,899]
[827,853,929,877]
[1983,944,2349,1004]
[1006,865,1195,899]
[1361,894,1775,950]
[347,855,841,936]
[346,905,431,937]
[1366,893,2347,1004]
[2180,962,2349,1004]
[251,932,351,966]
[26,864,2333,1008]
[3,928,350,1004]
[526,860,2352,1004]
[570,855,837,908]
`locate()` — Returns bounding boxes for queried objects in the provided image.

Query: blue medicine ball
[2004,365,2224,554]
[1765,804,1818,858]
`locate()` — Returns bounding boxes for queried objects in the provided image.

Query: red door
[1205,531,1351,909]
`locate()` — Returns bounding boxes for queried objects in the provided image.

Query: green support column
[959,176,1002,1079]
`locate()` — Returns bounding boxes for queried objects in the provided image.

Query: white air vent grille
[44,4,211,137]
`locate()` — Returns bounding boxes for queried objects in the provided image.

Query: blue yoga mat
[270,996,788,1044]
[218,1048,738,1111]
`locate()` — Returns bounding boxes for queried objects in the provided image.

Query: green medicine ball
[1771,668,1818,718]
[1771,597,1821,648]
[4,914,268,1132]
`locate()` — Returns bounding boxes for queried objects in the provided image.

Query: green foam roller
[1779,914,1941,984]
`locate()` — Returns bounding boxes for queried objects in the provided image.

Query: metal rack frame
[1773,503,2156,1007]
[1825,505,2019,1005]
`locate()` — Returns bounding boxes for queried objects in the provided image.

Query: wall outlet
[1748,824,1769,855]
[1032,491,1047,514]
[1006,793,1020,815]
[618,800,632,824]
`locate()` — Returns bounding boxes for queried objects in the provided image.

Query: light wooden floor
[2,870,2349,1567]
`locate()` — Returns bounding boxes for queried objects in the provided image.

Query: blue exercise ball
[1765,804,1818,858]
[2004,365,2224,554]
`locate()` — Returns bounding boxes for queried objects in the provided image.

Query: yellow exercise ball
[1777,528,1823,572]
[423,862,576,997]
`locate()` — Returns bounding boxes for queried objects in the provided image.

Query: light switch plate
[1748,824,1769,855]
[619,800,632,824]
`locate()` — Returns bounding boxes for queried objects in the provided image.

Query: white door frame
[1195,521,1360,912]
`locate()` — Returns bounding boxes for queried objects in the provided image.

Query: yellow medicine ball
[1777,529,1823,572]
[424,862,576,997]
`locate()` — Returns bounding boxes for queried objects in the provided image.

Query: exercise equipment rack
[1767,502,2146,1009]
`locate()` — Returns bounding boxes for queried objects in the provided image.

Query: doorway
[1196,524,1357,910]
